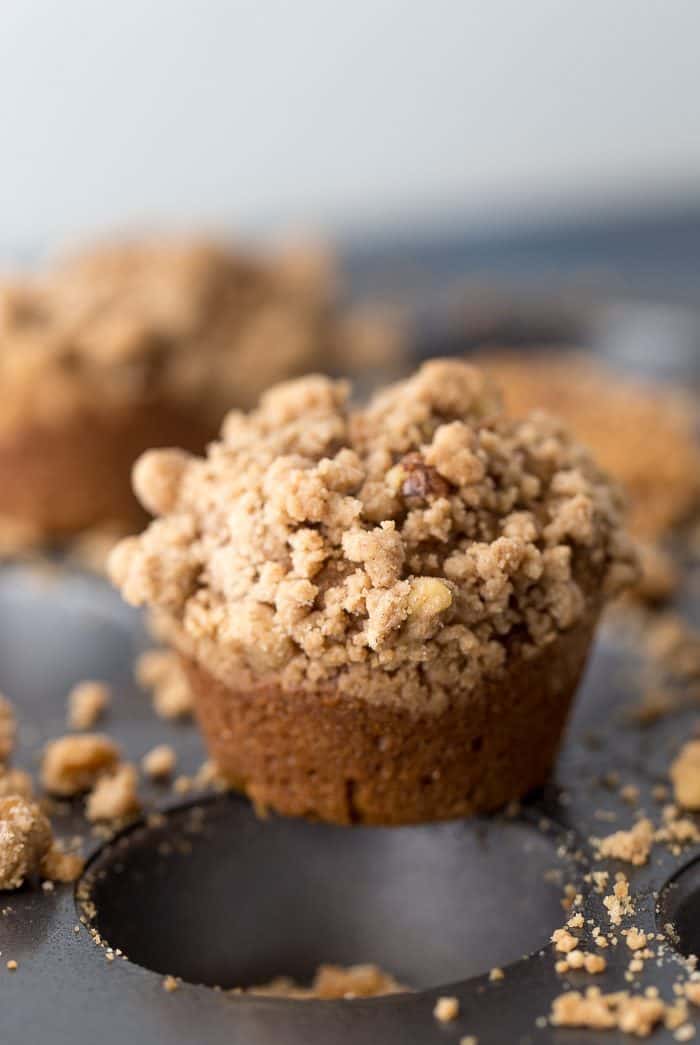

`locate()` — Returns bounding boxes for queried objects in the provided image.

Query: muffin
[0,237,393,538]
[110,360,636,824]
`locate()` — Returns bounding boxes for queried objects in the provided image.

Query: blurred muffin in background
[0,237,400,540]
[479,351,700,601]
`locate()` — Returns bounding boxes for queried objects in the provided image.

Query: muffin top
[0,238,370,435]
[110,360,636,712]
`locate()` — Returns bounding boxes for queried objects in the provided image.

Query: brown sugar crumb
[67,681,110,730]
[0,696,16,763]
[245,963,406,1000]
[671,741,700,811]
[141,744,176,780]
[434,996,460,1022]
[0,796,52,890]
[0,236,365,443]
[162,974,180,993]
[556,949,607,975]
[603,875,635,926]
[594,818,655,866]
[85,763,140,823]
[552,928,580,953]
[110,361,634,711]
[41,734,120,796]
[40,844,84,884]
[6,959,17,971]
[0,768,34,799]
[626,929,648,951]
[550,987,666,1036]
[134,649,193,719]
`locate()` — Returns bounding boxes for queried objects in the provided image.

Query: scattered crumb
[86,763,140,822]
[135,650,193,719]
[671,741,700,811]
[551,987,665,1036]
[595,818,654,866]
[0,768,34,799]
[41,734,120,796]
[40,844,84,883]
[162,974,180,993]
[141,745,176,780]
[489,967,504,982]
[6,959,17,971]
[0,696,16,762]
[244,963,406,1000]
[626,929,648,951]
[552,928,580,953]
[0,796,52,889]
[603,876,634,926]
[434,996,460,1022]
[68,681,110,730]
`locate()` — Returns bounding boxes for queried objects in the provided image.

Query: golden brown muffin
[110,360,636,824]
[0,237,396,538]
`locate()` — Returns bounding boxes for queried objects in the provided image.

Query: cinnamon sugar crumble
[434,996,460,1022]
[0,696,16,763]
[671,741,700,810]
[110,361,633,707]
[41,734,120,796]
[85,763,140,822]
[142,744,176,780]
[243,963,406,1000]
[594,818,655,866]
[67,681,110,730]
[0,796,52,889]
[135,649,193,719]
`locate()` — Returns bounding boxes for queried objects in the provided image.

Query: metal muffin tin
[2,221,700,1044]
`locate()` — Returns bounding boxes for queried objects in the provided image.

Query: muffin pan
[2,253,700,1041]
[0,514,697,1043]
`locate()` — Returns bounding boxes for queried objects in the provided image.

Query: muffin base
[184,609,599,825]
[0,402,214,537]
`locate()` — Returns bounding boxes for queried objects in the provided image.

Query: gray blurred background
[1,0,699,252]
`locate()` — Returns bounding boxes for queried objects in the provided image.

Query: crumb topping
[434,996,460,1022]
[671,740,700,810]
[135,648,193,718]
[0,796,52,890]
[67,681,110,730]
[110,361,634,708]
[243,962,406,1000]
[41,734,120,796]
[85,763,140,822]
[0,238,395,435]
[141,744,176,780]
[0,696,16,763]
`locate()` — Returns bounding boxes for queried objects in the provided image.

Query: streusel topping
[0,238,384,435]
[110,361,635,711]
